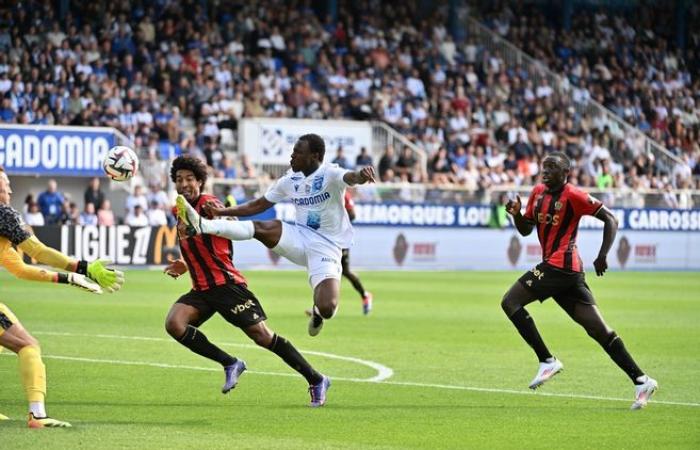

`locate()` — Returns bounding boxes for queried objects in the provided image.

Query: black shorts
[518,263,596,313]
[176,283,267,329]
[341,248,350,270]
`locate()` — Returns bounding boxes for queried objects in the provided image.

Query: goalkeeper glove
[76,259,125,293]
[58,273,103,294]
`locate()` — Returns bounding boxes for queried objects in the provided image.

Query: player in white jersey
[176,134,376,336]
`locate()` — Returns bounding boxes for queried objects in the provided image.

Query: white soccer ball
[103,145,139,182]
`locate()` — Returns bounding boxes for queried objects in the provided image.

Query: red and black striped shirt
[523,183,603,272]
[175,194,247,291]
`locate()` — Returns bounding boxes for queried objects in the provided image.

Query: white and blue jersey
[264,163,353,249]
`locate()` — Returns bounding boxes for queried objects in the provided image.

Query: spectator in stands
[97,200,115,226]
[662,184,679,209]
[596,160,614,189]
[239,154,257,179]
[395,146,419,182]
[78,203,98,226]
[332,146,351,169]
[628,178,646,208]
[24,202,44,226]
[355,146,373,168]
[146,201,168,226]
[429,147,456,184]
[378,146,396,181]
[139,146,169,188]
[59,201,80,225]
[23,194,35,216]
[217,156,237,179]
[37,179,64,225]
[84,177,105,211]
[125,185,148,215]
[0,0,695,202]
[677,179,695,210]
[125,204,149,227]
[146,182,169,210]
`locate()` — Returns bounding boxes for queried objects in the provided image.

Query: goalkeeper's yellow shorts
[0,302,20,342]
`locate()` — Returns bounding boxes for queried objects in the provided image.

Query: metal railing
[465,17,688,179]
[371,120,428,179]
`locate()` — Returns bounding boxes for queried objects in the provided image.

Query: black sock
[508,308,553,362]
[601,333,644,383]
[344,272,366,298]
[178,325,236,367]
[268,334,323,385]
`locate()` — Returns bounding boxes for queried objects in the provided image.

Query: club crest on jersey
[311,175,324,193]
[554,201,563,211]
[294,184,300,192]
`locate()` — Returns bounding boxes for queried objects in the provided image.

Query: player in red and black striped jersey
[501,152,657,410]
[163,156,331,407]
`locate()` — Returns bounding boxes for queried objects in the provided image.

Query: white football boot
[528,358,564,390]
[308,312,324,337]
[631,375,658,410]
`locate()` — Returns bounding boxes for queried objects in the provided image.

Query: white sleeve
[328,165,351,187]
[264,177,288,203]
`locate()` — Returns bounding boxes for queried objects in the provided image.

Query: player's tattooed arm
[204,196,275,217]
[505,195,535,236]
[592,206,618,276]
[343,166,376,186]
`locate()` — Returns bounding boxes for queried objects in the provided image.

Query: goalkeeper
[0,168,123,428]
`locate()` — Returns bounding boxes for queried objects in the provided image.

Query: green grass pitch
[1,270,699,449]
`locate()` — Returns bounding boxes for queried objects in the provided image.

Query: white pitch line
[2,352,698,408]
[7,331,699,408]
[33,330,394,383]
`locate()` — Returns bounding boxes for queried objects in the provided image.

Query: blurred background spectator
[0,0,696,219]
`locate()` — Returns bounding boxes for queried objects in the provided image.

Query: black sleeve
[0,204,32,245]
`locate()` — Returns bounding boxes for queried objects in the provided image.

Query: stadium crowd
[0,0,698,220]
[22,176,174,227]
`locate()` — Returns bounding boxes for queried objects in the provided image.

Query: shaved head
[545,152,571,171]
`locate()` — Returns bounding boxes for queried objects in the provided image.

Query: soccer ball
[103,146,139,182]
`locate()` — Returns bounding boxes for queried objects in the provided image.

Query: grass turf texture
[0,270,698,449]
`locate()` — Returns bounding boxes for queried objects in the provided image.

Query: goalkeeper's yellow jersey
[0,204,59,282]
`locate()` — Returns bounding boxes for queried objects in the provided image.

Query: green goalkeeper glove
[76,259,125,293]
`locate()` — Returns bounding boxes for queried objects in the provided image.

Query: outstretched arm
[204,196,276,218]
[506,195,535,236]
[592,206,618,276]
[17,235,76,272]
[343,166,376,186]
[17,235,124,292]
[0,247,102,293]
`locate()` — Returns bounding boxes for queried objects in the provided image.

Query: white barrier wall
[239,118,372,165]
[230,227,700,271]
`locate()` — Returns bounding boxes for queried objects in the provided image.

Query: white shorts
[272,222,342,288]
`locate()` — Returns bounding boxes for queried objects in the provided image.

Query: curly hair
[170,156,208,184]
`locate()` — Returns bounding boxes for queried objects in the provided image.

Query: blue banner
[0,125,115,176]
[346,203,700,232]
[271,202,700,231]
